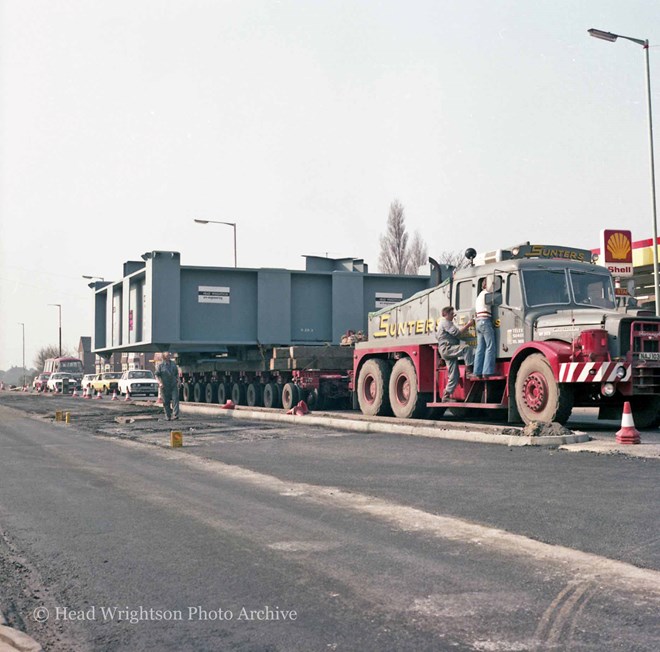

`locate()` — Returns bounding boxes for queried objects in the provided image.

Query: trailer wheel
[217,382,229,404]
[204,382,217,404]
[231,382,246,406]
[305,388,325,411]
[193,382,203,403]
[515,353,573,424]
[263,382,281,409]
[182,382,191,403]
[357,358,392,416]
[282,382,300,411]
[389,358,426,419]
[247,382,263,407]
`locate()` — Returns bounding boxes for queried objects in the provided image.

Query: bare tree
[435,250,471,270]
[34,344,72,371]
[378,200,428,275]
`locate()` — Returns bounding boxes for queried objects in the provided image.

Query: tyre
[263,382,281,409]
[305,388,325,411]
[626,396,660,429]
[104,386,110,395]
[217,382,229,404]
[357,358,392,416]
[193,382,203,403]
[281,382,300,411]
[389,358,426,419]
[205,382,217,404]
[515,353,573,424]
[246,382,263,407]
[182,382,191,403]
[231,382,246,406]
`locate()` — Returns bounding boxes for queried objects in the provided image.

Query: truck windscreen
[569,270,615,309]
[521,269,570,307]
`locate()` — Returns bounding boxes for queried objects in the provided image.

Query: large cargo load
[354,243,660,426]
[91,251,432,408]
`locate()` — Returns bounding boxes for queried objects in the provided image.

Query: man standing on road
[155,352,180,421]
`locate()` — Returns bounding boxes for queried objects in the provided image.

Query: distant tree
[378,200,429,275]
[34,345,73,371]
[435,250,471,270]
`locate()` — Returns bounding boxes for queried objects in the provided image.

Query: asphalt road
[0,393,658,651]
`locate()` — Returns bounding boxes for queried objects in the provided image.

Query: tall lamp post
[18,322,25,388]
[48,303,62,356]
[194,219,238,267]
[588,28,660,316]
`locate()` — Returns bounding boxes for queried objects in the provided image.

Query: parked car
[33,373,51,392]
[81,374,96,391]
[90,372,123,395]
[118,370,159,397]
[46,372,79,393]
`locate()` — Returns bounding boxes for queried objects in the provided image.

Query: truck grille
[627,320,660,393]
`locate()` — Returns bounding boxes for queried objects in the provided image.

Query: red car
[33,373,51,392]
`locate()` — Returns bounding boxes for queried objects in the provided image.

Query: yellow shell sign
[600,229,633,277]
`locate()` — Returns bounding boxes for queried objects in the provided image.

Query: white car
[118,370,160,397]
[81,374,96,391]
[46,372,79,393]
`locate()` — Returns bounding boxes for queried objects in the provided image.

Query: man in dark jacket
[155,351,180,420]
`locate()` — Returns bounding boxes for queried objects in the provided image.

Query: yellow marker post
[170,431,183,448]
[65,412,71,424]
[55,411,62,422]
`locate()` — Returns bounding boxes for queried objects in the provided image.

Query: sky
[0,0,658,370]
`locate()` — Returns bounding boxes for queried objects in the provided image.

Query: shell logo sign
[600,229,633,277]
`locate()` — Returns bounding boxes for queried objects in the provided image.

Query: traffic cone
[221,400,235,410]
[111,390,118,401]
[94,388,102,399]
[616,401,641,445]
[72,387,79,398]
[287,400,309,416]
[124,390,131,402]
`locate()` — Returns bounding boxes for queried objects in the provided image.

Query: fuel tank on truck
[91,251,433,356]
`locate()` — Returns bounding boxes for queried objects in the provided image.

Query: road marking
[109,437,660,598]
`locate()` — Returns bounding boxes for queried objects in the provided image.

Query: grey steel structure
[91,251,434,409]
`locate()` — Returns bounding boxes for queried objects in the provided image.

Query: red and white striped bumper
[558,362,631,383]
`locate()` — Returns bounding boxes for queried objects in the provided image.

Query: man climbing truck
[353,243,660,426]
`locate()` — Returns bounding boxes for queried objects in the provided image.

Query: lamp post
[194,219,238,267]
[48,303,62,356]
[588,28,660,316]
[18,322,25,388]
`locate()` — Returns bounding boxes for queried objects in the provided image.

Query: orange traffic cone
[616,401,641,445]
[124,390,132,402]
[94,388,102,399]
[287,400,309,416]
[111,390,118,401]
[220,400,235,410]
[72,387,79,398]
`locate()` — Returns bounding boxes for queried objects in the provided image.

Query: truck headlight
[615,366,627,379]
[601,382,616,397]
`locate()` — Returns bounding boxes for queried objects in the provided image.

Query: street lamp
[18,322,25,388]
[48,303,62,356]
[194,219,238,267]
[588,28,660,316]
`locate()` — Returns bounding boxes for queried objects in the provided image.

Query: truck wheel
[282,382,300,411]
[263,383,281,409]
[217,383,229,404]
[182,382,191,402]
[515,353,573,424]
[231,382,247,406]
[193,382,203,403]
[627,396,660,429]
[305,388,325,411]
[357,358,392,417]
[246,382,263,407]
[204,382,217,404]
[389,358,426,419]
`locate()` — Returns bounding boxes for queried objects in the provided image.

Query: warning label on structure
[375,292,403,308]
[198,286,230,304]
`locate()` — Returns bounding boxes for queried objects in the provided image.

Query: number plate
[639,352,660,361]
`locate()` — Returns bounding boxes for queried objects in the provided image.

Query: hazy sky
[1,0,657,370]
